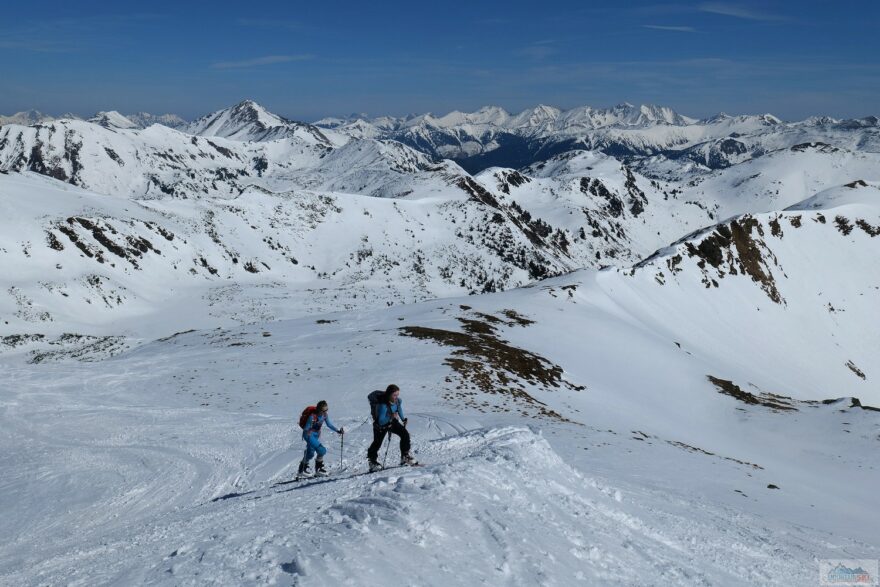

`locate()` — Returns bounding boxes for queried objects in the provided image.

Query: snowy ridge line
[202,423,513,502]
[255,426,835,586]
[632,181,880,270]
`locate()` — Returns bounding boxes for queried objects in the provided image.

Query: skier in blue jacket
[367,385,417,471]
[299,400,344,477]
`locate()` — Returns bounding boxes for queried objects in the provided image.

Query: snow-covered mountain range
[317,103,880,173]
[1,98,878,586]
[0,109,187,130]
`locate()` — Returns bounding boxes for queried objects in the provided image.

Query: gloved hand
[403,418,408,427]
[339,427,345,435]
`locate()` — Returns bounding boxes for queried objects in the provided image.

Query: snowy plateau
[0,100,878,586]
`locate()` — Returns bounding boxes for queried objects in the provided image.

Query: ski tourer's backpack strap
[299,405,317,429]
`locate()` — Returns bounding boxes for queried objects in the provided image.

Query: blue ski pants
[302,432,327,461]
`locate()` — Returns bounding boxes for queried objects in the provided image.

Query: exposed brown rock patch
[400,310,583,421]
[707,375,796,411]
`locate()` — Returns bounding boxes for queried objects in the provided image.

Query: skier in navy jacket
[299,400,344,477]
[367,385,417,471]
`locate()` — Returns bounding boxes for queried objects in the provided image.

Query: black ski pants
[367,419,410,461]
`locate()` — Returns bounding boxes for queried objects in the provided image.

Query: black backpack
[367,390,385,423]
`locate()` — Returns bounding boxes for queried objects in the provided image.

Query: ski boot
[297,460,311,479]
[368,459,383,473]
[314,459,328,477]
[400,452,419,466]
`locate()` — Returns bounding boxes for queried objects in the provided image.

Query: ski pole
[382,428,392,468]
[340,431,344,470]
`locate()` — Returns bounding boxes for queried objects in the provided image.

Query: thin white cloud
[698,2,786,21]
[211,55,314,69]
[642,25,697,32]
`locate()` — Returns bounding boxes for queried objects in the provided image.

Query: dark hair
[384,384,399,402]
[316,400,328,412]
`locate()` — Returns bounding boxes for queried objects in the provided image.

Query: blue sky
[1,0,877,121]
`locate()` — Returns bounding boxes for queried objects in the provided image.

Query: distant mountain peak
[227,99,288,125]
[89,111,138,129]
[126,112,188,129]
[532,103,560,114]
[0,109,56,126]
[707,112,732,122]
[184,99,333,145]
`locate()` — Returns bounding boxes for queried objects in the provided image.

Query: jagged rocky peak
[609,101,639,120]
[186,99,292,133]
[227,99,289,126]
[184,99,333,144]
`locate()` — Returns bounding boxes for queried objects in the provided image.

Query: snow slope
[0,171,577,341]
[2,228,878,584]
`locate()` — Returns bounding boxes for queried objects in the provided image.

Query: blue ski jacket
[376,400,405,427]
[302,412,340,440]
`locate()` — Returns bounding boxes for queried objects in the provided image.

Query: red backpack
[299,406,317,429]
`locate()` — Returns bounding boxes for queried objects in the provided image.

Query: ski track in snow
[2,378,874,587]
